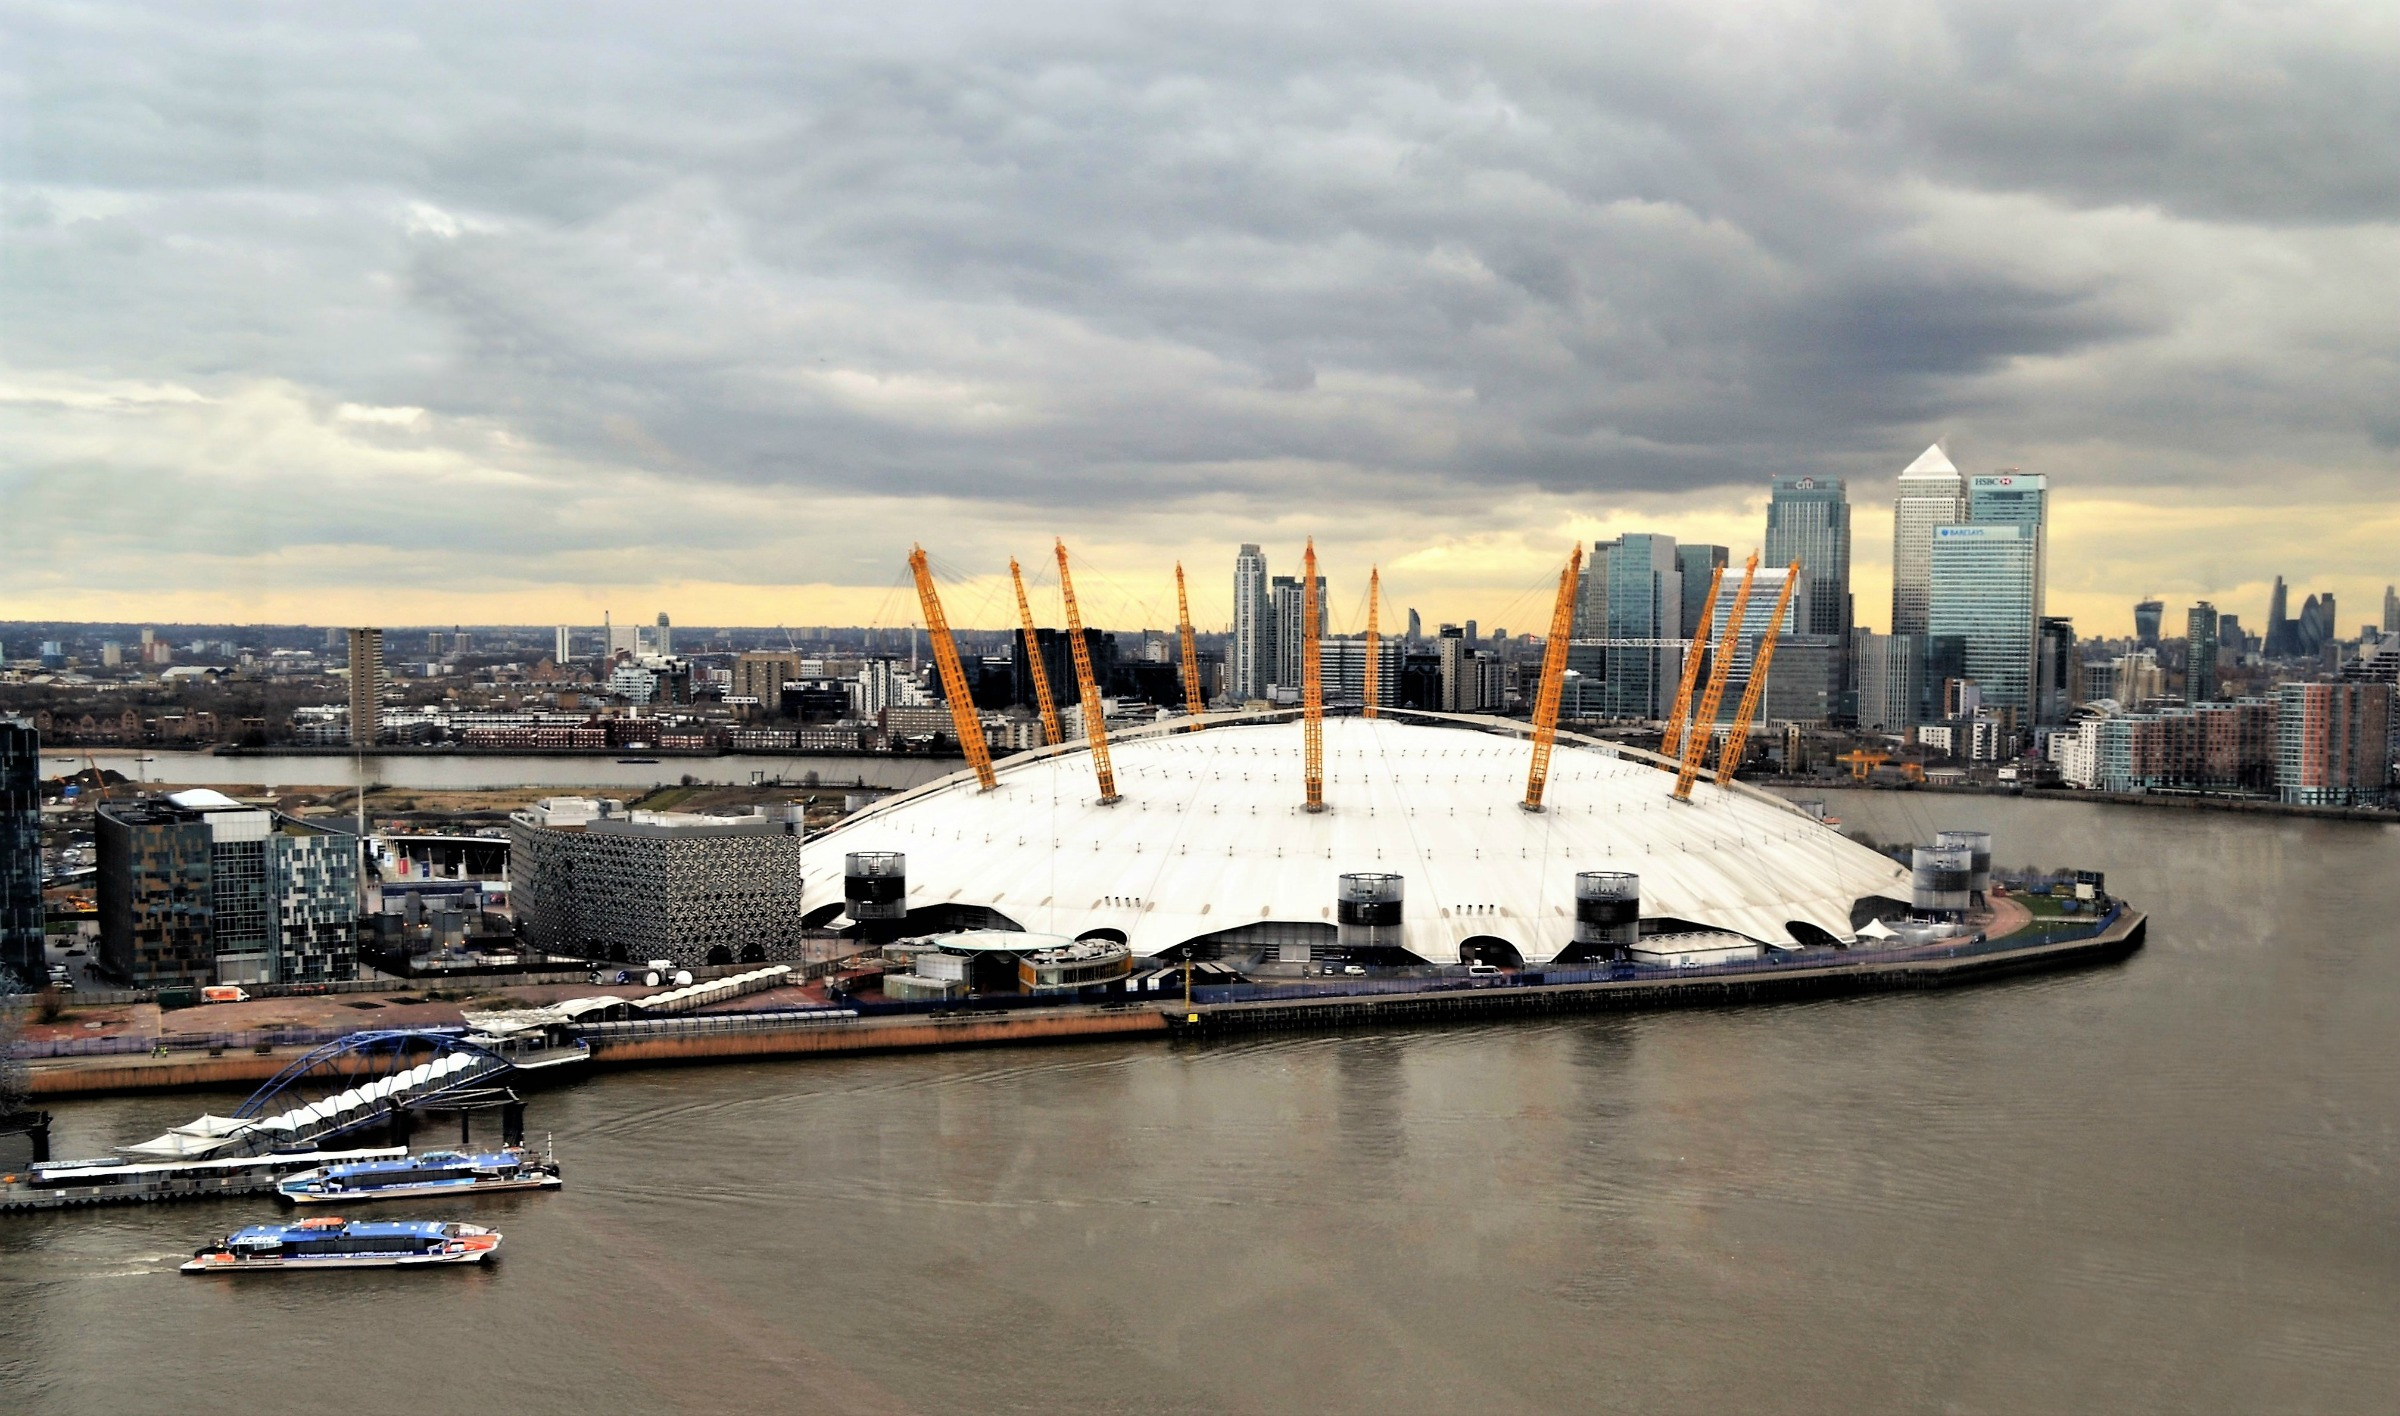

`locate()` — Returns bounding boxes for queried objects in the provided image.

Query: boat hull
[279,1174,561,1205]
[181,1232,501,1273]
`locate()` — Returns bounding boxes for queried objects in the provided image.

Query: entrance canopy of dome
[801,715,1912,965]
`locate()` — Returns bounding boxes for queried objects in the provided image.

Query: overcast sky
[2,0,2395,637]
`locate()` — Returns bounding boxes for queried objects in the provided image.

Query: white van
[1464,962,1503,979]
[200,985,251,1004]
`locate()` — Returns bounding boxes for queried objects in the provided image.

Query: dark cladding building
[96,790,359,986]
[1,722,41,985]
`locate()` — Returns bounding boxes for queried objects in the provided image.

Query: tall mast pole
[907,546,997,791]
[1521,545,1583,811]
[1054,540,1120,805]
[1660,564,1725,763]
[1675,552,1758,802]
[1302,540,1325,813]
[1010,558,1063,749]
[1716,561,1801,786]
[1175,563,1206,731]
[1363,568,1382,719]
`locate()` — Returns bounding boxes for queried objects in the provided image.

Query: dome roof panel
[801,715,1910,964]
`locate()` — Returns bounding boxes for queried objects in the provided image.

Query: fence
[577,1009,861,1042]
[10,1025,364,1061]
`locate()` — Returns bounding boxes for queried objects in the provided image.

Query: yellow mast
[1660,563,1725,763]
[1053,539,1120,804]
[1302,540,1325,812]
[1674,552,1758,802]
[1716,560,1801,786]
[1174,562,1206,731]
[1521,544,1583,811]
[906,545,996,791]
[1009,557,1062,748]
[1363,567,1382,719]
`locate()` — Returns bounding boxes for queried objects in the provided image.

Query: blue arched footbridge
[126,1029,517,1160]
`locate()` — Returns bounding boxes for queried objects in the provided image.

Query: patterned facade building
[510,798,806,966]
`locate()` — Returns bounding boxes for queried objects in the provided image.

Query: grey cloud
[2,0,2395,595]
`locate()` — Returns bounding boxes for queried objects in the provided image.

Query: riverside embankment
[17,906,2142,1098]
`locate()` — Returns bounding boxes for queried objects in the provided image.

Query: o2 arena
[798,710,1918,968]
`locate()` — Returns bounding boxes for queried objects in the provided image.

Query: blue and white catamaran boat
[275,1143,561,1205]
[183,1217,501,1272]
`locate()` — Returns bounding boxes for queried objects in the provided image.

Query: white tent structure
[799,714,1912,966]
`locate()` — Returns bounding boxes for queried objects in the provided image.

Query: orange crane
[1053,539,1120,804]
[1838,749,1889,781]
[1302,540,1326,812]
[1363,567,1382,719]
[1715,561,1800,786]
[1521,544,1584,811]
[1659,563,1725,762]
[1674,552,1758,802]
[907,545,996,791]
[1009,557,1062,748]
[1174,562,1205,731]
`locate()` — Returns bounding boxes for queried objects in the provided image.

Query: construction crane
[1174,562,1206,731]
[1521,544,1583,811]
[1673,552,1758,802]
[1838,749,1889,781]
[1715,560,1800,786]
[1009,557,1062,749]
[1363,567,1382,719]
[1658,563,1725,763]
[906,545,996,791]
[1302,539,1326,812]
[1053,539,1120,804]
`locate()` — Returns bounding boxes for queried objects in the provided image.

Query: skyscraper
[653,612,672,657]
[1852,633,1924,735]
[1928,524,2038,726]
[554,625,572,663]
[2038,617,2079,724]
[2187,603,2221,704]
[2135,600,2164,650]
[1675,544,1729,642]
[1890,444,1966,636]
[1269,575,1313,696]
[2385,585,2398,634]
[1598,533,1682,720]
[2265,577,2293,657]
[1765,479,1850,638]
[1405,608,1422,642]
[1232,545,1269,700]
[345,628,383,747]
[1966,472,2049,621]
[1,720,40,985]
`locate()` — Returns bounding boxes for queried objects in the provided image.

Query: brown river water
[5,791,2396,1414]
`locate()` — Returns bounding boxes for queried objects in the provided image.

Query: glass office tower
[1765,478,1851,638]
[1928,525,2038,722]
[1966,473,2049,621]
[1891,445,1966,637]
[1600,533,1682,720]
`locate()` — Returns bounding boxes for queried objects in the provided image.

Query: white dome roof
[800,714,1912,965]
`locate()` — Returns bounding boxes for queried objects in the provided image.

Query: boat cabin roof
[231,1220,452,1242]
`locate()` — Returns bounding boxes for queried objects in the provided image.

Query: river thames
[5,792,2396,1413]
